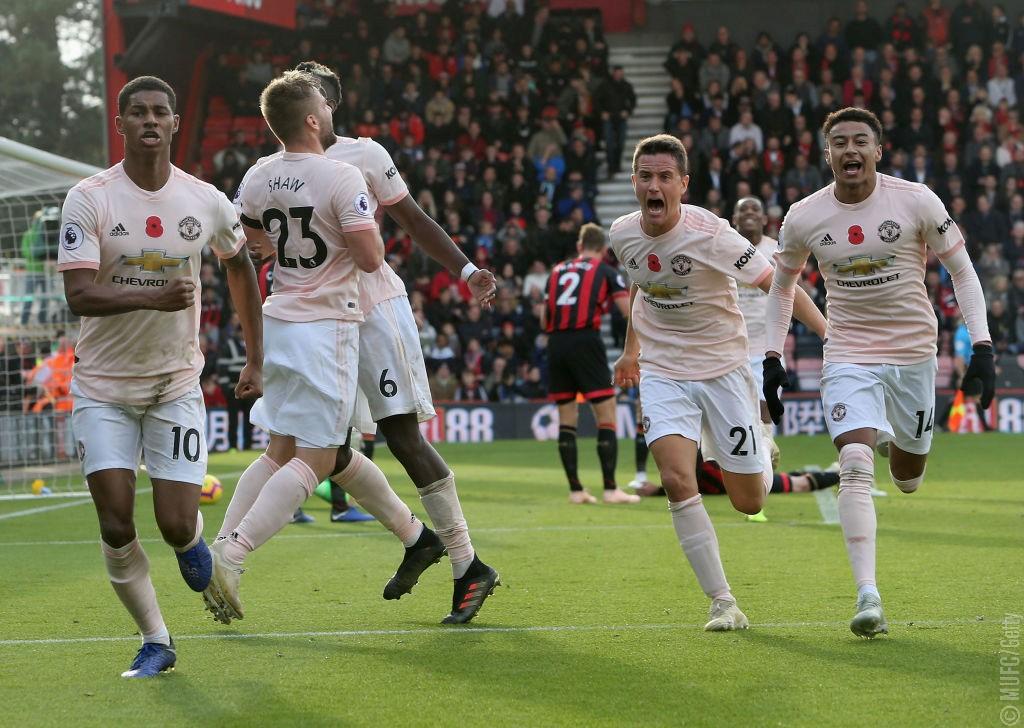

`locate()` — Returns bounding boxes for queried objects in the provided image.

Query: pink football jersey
[735,236,778,357]
[236,152,377,323]
[610,204,773,380]
[58,163,244,405]
[325,137,410,313]
[777,173,964,364]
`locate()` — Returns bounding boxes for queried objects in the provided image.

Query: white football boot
[704,598,750,631]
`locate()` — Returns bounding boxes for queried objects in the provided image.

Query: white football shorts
[820,357,937,455]
[250,316,359,448]
[71,381,207,485]
[639,364,764,474]
[349,387,377,437]
[357,296,435,425]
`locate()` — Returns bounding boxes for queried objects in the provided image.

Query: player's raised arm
[386,195,497,305]
[921,191,994,406]
[366,137,496,305]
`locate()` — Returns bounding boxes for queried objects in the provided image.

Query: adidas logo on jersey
[819,233,836,246]
[109,223,129,237]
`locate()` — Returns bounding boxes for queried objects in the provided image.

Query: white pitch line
[0,521,756,548]
[0,618,991,647]
[0,488,153,522]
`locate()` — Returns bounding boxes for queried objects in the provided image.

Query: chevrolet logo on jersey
[639,281,687,298]
[120,249,189,273]
[833,255,895,277]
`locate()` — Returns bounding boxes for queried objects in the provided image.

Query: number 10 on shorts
[171,425,201,462]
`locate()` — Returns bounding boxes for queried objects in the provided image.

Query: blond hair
[578,222,606,252]
[259,71,323,144]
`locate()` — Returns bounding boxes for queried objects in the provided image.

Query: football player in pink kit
[205,70,415,624]
[733,197,781,467]
[226,61,499,624]
[58,76,264,677]
[763,108,994,638]
[611,135,826,631]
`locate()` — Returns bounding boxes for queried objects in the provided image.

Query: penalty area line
[0,618,991,647]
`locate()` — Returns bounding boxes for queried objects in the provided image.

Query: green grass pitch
[1,434,1021,727]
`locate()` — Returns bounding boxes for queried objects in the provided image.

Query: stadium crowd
[19,0,1014,413]
[191,1,626,405]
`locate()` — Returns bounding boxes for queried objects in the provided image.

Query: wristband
[460,262,480,282]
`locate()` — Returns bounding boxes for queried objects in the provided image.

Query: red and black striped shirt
[545,255,628,333]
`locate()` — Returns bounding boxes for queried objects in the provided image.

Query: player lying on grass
[631,443,840,498]
[610,134,826,632]
[763,106,994,638]
[59,75,263,677]
[541,223,637,505]
[222,61,500,624]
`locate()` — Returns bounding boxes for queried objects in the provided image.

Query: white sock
[225,458,318,564]
[668,495,733,602]
[219,454,280,539]
[418,471,474,578]
[636,470,648,482]
[838,443,877,593]
[858,584,881,601]
[331,450,423,547]
[102,538,170,645]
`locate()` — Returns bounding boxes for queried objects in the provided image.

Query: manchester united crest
[671,254,692,276]
[831,403,848,422]
[178,216,202,241]
[878,219,901,243]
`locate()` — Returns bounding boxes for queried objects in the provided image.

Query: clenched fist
[150,277,196,312]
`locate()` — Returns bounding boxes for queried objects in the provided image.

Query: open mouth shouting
[140,130,162,147]
[645,196,666,218]
[840,158,863,179]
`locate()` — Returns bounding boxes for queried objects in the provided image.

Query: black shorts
[547,330,614,404]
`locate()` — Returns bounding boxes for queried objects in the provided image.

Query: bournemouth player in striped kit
[543,223,636,504]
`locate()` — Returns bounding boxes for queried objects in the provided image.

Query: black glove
[762,356,790,425]
[961,343,995,409]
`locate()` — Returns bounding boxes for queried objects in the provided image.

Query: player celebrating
[204,70,401,622]
[543,222,636,504]
[223,61,499,624]
[763,107,993,638]
[733,197,781,466]
[610,134,826,631]
[58,76,263,677]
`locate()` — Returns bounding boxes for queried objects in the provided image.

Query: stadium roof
[0,137,102,200]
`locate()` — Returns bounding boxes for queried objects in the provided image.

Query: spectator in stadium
[428,362,457,401]
[595,66,636,177]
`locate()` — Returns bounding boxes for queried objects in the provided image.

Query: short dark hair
[632,134,689,176]
[295,60,342,105]
[823,106,883,143]
[578,222,606,251]
[259,71,323,144]
[118,76,176,114]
